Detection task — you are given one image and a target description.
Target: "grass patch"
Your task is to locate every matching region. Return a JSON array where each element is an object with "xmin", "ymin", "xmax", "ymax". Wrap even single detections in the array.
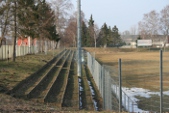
[
  {"xmin": 136, "ymin": 94, "xmax": 169, "ymax": 112},
  {"xmin": 81, "ymin": 65, "xmax": 95, "ymax": 111},
  {"xmin": 0, "ymin": 50, "xmax": 61, "ymax": 92},
  {"xmin": 0, "ymin": 93, "xmax": 59, "ymax": 112}
]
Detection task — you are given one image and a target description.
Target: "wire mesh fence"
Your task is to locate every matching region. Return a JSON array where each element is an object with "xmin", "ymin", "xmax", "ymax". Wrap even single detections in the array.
[
  {"xmin": 87, "ymin": 52, "xmax": 136, "ymax": 112},
  {"xmin": 86, "ymin": 50, "xmax": 169, "ymax": 112}
]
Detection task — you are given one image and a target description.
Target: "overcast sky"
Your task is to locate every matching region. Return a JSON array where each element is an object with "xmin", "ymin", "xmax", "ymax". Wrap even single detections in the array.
[{"xmin": 71, "ymin": 0, "xmax": 169, "ymax": 33}]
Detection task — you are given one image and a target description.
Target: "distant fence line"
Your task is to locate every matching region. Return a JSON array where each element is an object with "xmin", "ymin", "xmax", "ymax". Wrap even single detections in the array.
[
  {"xmin": 0, "ymin": 39, "xmax": 58, "ymax": 60},
  {"xmin": 0, "ymin": 45, "xmax": 38, "ymax": 60},
  {"xmin": 87, "ymin": 52, "xmax": 136, "ymax": 112}
]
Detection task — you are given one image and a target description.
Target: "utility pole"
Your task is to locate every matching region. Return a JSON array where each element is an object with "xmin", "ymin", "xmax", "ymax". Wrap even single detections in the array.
[{"xmin": 77, "ymin": 0, "xmax": 82, "ymax": 76}]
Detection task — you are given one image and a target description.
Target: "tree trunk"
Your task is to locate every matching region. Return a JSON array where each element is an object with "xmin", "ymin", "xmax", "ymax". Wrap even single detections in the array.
[
  {"xmin": 163, "ymin": 34, "xmax": 168, "ymax": 51},
  {"xmin": 56, "ymin": 40, "xmax": 60, "ymax": 49},
  {"xmin": 103, "ymin": 43, "xmax": 107, "ymax": 48},
  {"xmin": 12, "ymin": 1, "xmax": 17, "ymax": 62},
  {"xmin": 94, "ymin": 33, "xmax": 96, "ymax": 48},
  {"xmin": 0, "ymin": 1, "xmax": 10, "ymax": 48}
]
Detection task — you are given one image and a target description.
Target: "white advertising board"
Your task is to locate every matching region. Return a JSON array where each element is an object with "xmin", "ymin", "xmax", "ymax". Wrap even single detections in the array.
[{"xmin": 137, "ymin": 40, "xmax": 152, "ymax": 46}]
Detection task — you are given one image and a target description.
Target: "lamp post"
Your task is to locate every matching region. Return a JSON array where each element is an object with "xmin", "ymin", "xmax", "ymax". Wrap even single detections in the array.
[{"xmin": 77, "ymin": 0, "xmax": 82, "ymax": 76}]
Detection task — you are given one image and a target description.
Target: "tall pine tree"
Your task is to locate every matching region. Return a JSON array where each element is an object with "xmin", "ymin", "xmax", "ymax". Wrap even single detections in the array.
[
  {"xmin": 111, "ymin": 25, "xmax": 122, "ymax": 47},
  {"xmin": 17, "ymin": 0, "xmax": 38, "ymax": 38},
  {"xmin": 81, "ymin": 21, "xmax": 88, "ymax": 47},
  {"xmin": 97, "ymin": 23, "xmax": 110, "ymax": 48},
  {"xmin": 86, "ymin": 15, "xmax": 94, "ymax": 47}
]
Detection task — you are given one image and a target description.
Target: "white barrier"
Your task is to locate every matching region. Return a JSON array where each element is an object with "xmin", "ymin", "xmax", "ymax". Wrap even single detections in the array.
[{"xmin": 0, "ymin": 45, "xmax": 38, "ymax": 60}]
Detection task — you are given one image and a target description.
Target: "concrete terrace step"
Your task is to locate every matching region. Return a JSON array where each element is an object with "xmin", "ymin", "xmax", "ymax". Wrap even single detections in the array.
[
  {"xmin": 35, "ymin": 50, "xmax": 72, "ymax": 103},
  {"xmin": 24, "ymin": 53, "xmax": 66, "ymax": 97}
]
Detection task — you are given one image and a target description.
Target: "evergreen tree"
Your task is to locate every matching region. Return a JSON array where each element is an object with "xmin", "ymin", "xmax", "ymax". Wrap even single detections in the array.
[
  {"xmin": 97, "ymin": 23, "xmax": 110, "ymax": 48},
  {"xmin": 81, "ymin": 21, "xmax": 88, "ymax": 47},
  {"xmin": 111, "ymin": 25, "xmax": 121, "ymax": 46},
  {"xmin": 0, "ymin": 0, "xmax": 59, "ymax": 59},
  {"xmin": 107, "ymin": 26, "xmax": 112, "ymax": 46},
  {"xmin": 17, "ymin": 0, "xmax": 59, "ymax": 52},
  {"xmin": 46, "ymin": 25, "xmax": 59, "ymax": 42},
  {"xmin": 17, "ymin": 0, "xmax": 38, "ymax": 38},
  {"xmin": 86, "ymin": 15, "xmax": 94, "ymax": 47}
]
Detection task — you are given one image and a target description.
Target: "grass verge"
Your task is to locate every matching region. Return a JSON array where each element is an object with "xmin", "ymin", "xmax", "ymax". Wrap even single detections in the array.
[
  {"xmin": 84, "ymin": 65, "xmax": 103, "ymax": 111},
  {"xmin": 0, "ymin": 50, "xmax": 61, "ymax": 92}
]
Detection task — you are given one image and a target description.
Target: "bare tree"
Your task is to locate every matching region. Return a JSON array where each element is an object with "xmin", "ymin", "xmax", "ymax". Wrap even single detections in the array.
[
  {"xmin": 160, "ymin": 5, "xmax": 169, "ymax": 37},
  {"xmin": 94, "ymin": 23, "xmax": 99, "ymax": 48},
  {"xmin": 63, "ymin": 17, "xmax": 77, "ymax": 47},
  {"xmin": 130, "ymin": 25, "xmax": 137, "ymax": 35},
  {"xmin": 122, "ymin": 30, "xmax": 130, "ymax": 36},
  {"xmin": 48, "ymin": 0, "xmax": 73, "ymax": 48},
  {"xmin": 0, "ymin": 0, "xmax": 18, "ymax": 61},
  {"xmin": 138, "ymin": 21, "xmax": 148, "ymax": 39},
  {"xmin": 61, "ymin": 10, "xmax": 87, "ymax": 47},
  {"xmin": 142, "ymin": 10, "xmax": 160, "ymax": 40},
  {"xmin": 0, "ymin": 0, "xmax": 11, "ymax": 47},
  {"xmin": 159, "ymin": 5, "xmax": 169, "ymax": 49}
]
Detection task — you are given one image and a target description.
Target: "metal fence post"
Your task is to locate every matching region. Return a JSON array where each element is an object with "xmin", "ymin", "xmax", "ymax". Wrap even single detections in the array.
[
  {"xmin": 119, "ymin": 58, "xmax": 122, "ymax": 112},
  {"xmin": 132, "ymin": 101, "xmax": 134, "ymax": 112},
  {"xmin": 124, "ymin": 93, "xmax": 126, "ymax": 110},
  {"xmin": 160, "ymin": 49, "xmax": 163, "ymax": 113},
  {"xmin": 128, "ymin": 96, "xmax": 130, "ymax": 111}
]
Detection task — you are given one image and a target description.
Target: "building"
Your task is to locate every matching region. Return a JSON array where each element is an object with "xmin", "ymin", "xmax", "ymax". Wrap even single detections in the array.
[{"xmin": 121, "ymin": 35, "xmax": 169, "ymax": 48}]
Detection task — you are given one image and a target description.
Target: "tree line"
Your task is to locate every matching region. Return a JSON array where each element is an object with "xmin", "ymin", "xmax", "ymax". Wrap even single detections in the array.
[
  {"xmin": 138, "ymin": 5, "xmax": 169, "ymax": 40},
  {"xmin": 1, "ymin": 1, "xmax": 168, "ymax": 56},
  {"xmin": 122, "ymin": 4, "xmax": 169, "ymax": 41},
  {"xmin": 0, "ymin": 0, "xmax": 124, "ymax": 62},
  {"xmin": 0, "ymin": 0, "xmax": 73, "ymax": 61},
  {"xmin": 63, "ymin": 14, "xmax": 123, "ymax": 48}
]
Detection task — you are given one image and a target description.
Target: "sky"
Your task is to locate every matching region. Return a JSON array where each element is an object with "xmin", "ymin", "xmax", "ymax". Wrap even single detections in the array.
[{"xmin": 71, "ymin": 0, "xmax": 169, "ymax": 33}]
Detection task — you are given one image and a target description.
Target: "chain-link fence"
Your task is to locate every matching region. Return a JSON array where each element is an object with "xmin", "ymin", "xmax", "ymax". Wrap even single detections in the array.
[
  {"xmin": 87, "ymin": 52, "xmax": 136, "ymax": 112},
  {"xmin": 87, "ymin": 50, "xmax": 169, "ymax": 112}
]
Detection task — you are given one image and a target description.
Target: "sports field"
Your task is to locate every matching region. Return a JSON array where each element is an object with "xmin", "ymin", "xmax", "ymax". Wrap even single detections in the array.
[
  {"xmin": 84, "ymin": 47, "xmax": 169, "ymax": 91},
  {"xmin": 85, "ymin": 47, "xmax": 169, "ymax": 112}
]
